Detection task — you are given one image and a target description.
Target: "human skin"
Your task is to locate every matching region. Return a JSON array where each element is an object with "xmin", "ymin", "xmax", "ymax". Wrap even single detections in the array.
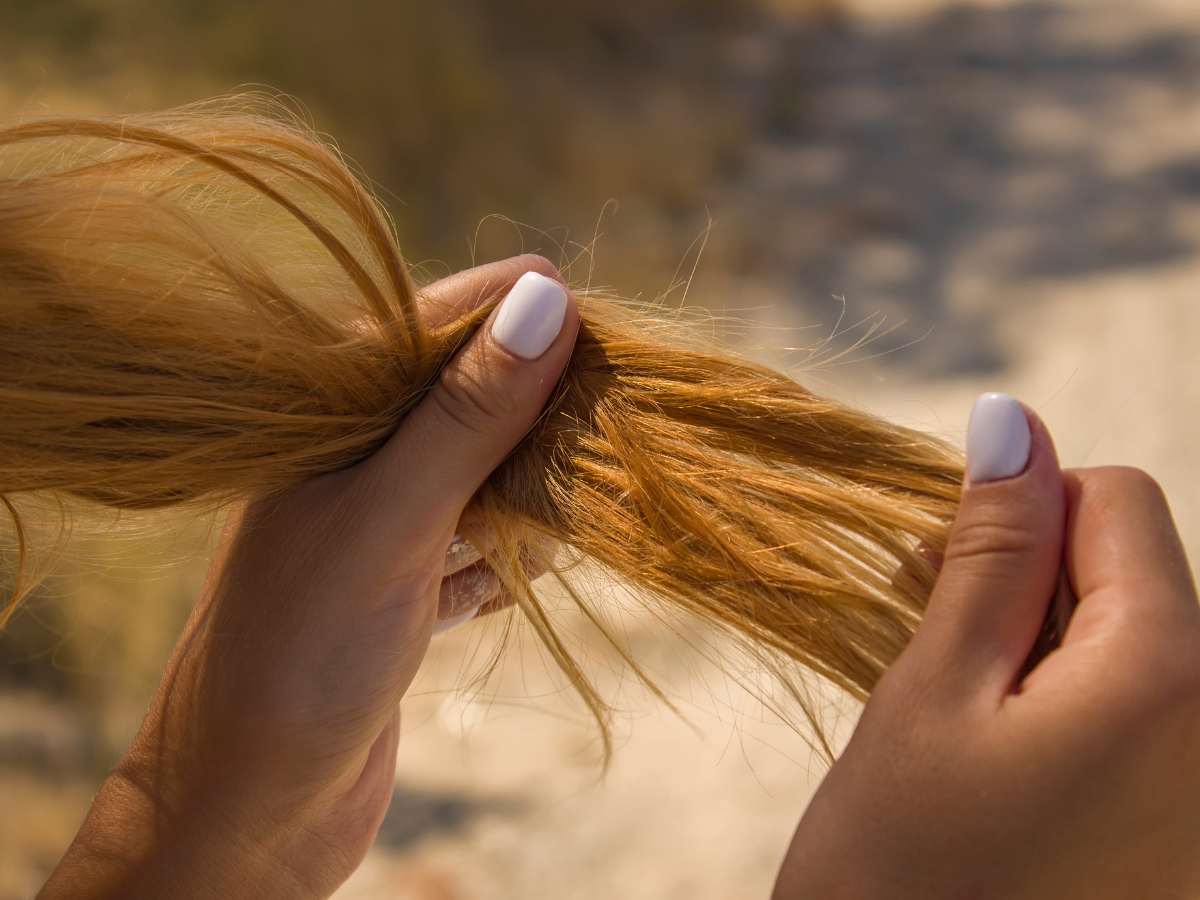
[
  {"xmin": 37, "ymin": 253, "xmax": 579, "ymax": 900},
  {"xmin": 774, "ymin": 410, "xmax": 1200, "ymax": 898},
  {"xmin": 37, "ymin": 255, "xmax": 1200, "ymax": 896}
]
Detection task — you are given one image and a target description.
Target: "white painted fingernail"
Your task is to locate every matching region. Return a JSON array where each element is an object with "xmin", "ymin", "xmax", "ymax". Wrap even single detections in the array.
[
  {"xmin": 491, "ymin": 272, "xmax": 568, "ymax": 360},
  {"xmin": 432, "ymin": 604, "xmax": 480, "ymax": 636},
  {"xmin": 967, "ymin": 392, "xmax": 1032, "ymax": 483}
]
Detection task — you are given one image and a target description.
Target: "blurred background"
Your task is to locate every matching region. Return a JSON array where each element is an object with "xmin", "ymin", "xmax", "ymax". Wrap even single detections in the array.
[{"xmin": 3, "ymin": 0, "xmax": 1200, "ymax": 896}]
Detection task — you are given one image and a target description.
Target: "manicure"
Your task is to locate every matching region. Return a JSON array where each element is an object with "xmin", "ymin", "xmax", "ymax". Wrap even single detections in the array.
[
  {"xmin": 966, "ymin": 392, "xmax": 1032, "ymax": 483},
  {"xmin": 491, "ymin": 272, "xmax": 568, "ymax": 360},
  {"xmin": 443, "ymin": 532, "xmax": 483, "ymax": 576},
  {"xmin": 432, "ymin": 604, "xmax": 480, "ymax": 636}
]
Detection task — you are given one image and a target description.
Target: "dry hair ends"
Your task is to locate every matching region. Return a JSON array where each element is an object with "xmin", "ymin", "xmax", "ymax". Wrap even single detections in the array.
[{"xmin": 0, "ymin": 99, "xmax": 963, "ymax": 758}]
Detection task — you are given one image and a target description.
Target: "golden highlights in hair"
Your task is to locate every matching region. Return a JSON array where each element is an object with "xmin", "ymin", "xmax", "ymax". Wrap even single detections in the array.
[{"xmin": 0, "ymin": 98, "xmax": 963, "ymax": 758}]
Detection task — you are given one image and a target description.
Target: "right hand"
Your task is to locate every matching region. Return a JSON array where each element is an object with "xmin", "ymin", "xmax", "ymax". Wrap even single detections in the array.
[{"xmin": 774, "ymin": 398, "xmax": 1200, "ymax": 899}]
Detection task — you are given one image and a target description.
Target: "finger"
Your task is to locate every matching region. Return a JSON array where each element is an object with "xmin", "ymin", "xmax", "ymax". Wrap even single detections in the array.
[
  {"xmin": 476, "ymin": 590, "xmax": 515, "ymax": 619},
  {"xmin": 416, "ymin": 254, "xmax": 562, "ymax": 331},
  {"xmin": 357, "ymin": 267, "xmax": 579, "ymax": 555},
  {"xmin": 1015, "ymin": 467, "xmax": 1200, "ymax": 698},
  {"xmin": 439, "ymin": 561, "xmax": 502, "ymax": 619},
  {"xmin": 444, "ymin": 531, "xmax": 484, "ymax": 576},
  {"xmin": 431, "ymin": 605, "xmax": 482, "ymax": 635},
  {"xmin": 441, "ymin": 513, "xmax": 499, "ymax": 576},
  {"xmin": 437, "ymin": 535, "xmax": 560, "ymax": 622},
  {"xmin": 1063, "ymin": 466, "xmax": 1197, "ymax": 624},
  {"xmin": 915, "ymin": 393, "xmax": 1067, "ymax": 694},
  {"xmin": 891, "ymin": 542, "xmax": 943, "ymax": 596}
]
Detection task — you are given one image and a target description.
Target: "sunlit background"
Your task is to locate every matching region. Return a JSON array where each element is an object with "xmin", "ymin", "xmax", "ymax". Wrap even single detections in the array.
[{"xmin": 3, "ymin": 0, "xmax": 1200, "ymax": 896}]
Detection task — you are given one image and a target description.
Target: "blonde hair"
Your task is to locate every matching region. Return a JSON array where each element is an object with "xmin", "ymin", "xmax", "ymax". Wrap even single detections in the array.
[{"xmin": 0, "ymin": 99, "xmax": 963, "ymax": 757}]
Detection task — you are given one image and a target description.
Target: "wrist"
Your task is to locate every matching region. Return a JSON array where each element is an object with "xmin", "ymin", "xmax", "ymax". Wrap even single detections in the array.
[{"xmin": 38, "ymin": 757, "xmax": 316, "ymax": 900}]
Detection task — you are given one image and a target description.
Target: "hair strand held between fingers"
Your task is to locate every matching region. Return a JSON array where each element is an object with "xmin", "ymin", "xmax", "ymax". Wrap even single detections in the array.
[{"xmin": 0, "ymin": 96, "xmax": 965, "ymax": 759}]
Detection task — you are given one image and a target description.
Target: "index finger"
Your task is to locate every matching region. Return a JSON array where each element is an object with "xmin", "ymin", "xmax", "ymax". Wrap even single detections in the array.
[
  {"xmin": 416, "ymin": 254, "xmax": 563, "ymax": 330},
  {"xmin": 1013, "ymin": 471, "xmax": 1200, "ymax": 724},
  {"xmin": 1063, "ymin": 466, "xmax": 1196, "ymax": 615}
]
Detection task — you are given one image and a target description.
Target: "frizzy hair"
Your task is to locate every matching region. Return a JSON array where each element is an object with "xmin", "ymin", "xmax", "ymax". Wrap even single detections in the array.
[{"xmin": 0, "ymin": 99, "xmax": 963, "ymax": 758}]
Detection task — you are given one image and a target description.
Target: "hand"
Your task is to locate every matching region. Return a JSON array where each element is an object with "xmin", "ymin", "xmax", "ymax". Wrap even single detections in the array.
[
  {"xmin": 439, "ymin": 522, "xmax": 560, "ymax": 629},
  {"xmin": 774, "ymin": 395, "xmax": 1200, "ymax": 898},
  {"xmin": 39, "ymin": 255, "xmax": 579, "ymax": 900}
]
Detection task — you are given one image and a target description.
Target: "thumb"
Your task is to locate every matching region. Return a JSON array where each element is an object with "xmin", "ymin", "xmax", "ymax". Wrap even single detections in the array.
[
  {"xmin": 917, "ymin": 393, "xmax": 1067, "ymax": 695},
  {"xmin": 360, "ymin": 269, "xmax": 579, "ymax": 541}
]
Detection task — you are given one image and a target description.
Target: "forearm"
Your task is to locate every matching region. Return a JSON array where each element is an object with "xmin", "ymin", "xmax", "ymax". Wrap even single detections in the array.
[{"xmin": 38, "ymin": 764, "xmax": 310, "ymax": 900}]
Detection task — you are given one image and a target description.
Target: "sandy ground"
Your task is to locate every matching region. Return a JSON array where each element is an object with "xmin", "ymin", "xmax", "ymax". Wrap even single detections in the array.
[{"xmin": 5, "ymin": 0, "xmax": 1200, "ymax": 897}]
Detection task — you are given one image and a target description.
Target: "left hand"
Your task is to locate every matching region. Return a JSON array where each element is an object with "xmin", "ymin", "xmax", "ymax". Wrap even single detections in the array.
[{"xmin": 39, "ymin": 254, "xmax": 579, "ymax": 900}]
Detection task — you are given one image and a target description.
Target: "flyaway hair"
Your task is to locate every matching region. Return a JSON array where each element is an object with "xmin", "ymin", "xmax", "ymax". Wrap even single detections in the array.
[{"xmin": 0, "ymin": 99, "xmax": 963, "ymax": 758}]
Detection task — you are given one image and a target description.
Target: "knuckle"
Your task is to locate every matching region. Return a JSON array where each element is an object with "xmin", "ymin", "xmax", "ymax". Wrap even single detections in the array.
[
  {"xmin": 1097, "ymin": 465, "xmax": 1166, "ymax": 505},
  {"xmin": 945, "ymin": 516, "xmax": 1041, "ymax": 565},
  {"xmin": 431, "ymin": 367, "xmax": 497, "ymax": 435},
  {"xmin": 429, "ymin": 353, "xmax": 516, "ymax": 435}
]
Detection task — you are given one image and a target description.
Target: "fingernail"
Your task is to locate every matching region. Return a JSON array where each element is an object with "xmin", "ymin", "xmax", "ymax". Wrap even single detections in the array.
[
  {"xmin": 491, "ymin": 272, "xmax": 568, "ymax": 360},
  {"xmin": 443, "ymin": 533, "xmax": 483, "ymax": 576},
  {"xmin": 432, "ymin": 604, "xmax": 480, "ymax": 636},
  {"xmin": 442, "ymin": 564, "xmax": 499, "ymax": 619},
  {"xmin": 967, "ymin": 392, "xmax": 1032, "ymax": 483}
]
